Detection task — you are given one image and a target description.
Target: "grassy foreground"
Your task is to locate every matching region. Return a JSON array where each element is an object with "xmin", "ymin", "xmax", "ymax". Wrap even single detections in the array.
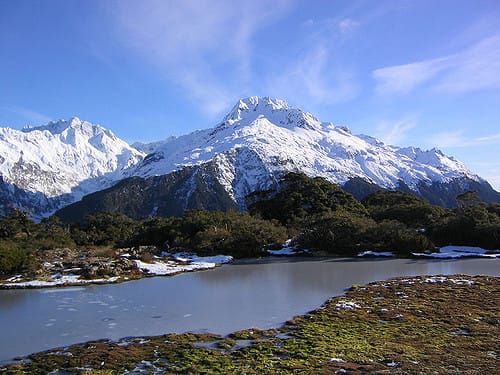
[{"xmin": 2, "ymin": 275, "xmax": 498, "ymax": 374}]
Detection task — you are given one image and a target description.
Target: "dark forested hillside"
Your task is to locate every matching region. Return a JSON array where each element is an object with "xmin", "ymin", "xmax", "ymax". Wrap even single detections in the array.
[
  {"xmin": 56, "ymin": 165, "xmax": 238, "ymax": 222},
  {"xmin": 1, "ymin": 173, "xmax": 499, "ymax": 277}
]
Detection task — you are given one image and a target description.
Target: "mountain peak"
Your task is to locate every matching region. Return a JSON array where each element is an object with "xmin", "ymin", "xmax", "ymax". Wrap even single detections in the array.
[
  {"xmin": 222, "ymin": 96, "xmax": 290, "ymax": 124},
  {"xmin": 219, "ymin": 96, "xmax": 322, "ymax": 131},
  {"xmin": 21, "ymin": 117, "xmax": 116, "ymax": 141}
]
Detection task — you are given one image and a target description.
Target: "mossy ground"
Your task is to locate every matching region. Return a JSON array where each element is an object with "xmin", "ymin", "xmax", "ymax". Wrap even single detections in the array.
[{"xmin": 2, "ymin": 275, "xmax": 498, "ymax": 374}]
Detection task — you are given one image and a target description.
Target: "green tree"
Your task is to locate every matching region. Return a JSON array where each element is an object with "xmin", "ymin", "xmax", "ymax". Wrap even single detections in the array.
[
  {"xmin": 0, "ymin": 208, "xmax": 36, "ymax": 239},
  {"xmin": 248, "ymin": 172, "xmax": 368, "ymax": 227},
  {"xmin": 362, "ymin": 190, "xmax": 449, "ymax": 227},
  {"xmin": 72, "ymin": 212, "xmax": 138, "ymax": 247},
  {"xmin": 0, "ymin": 240, "xmax": 29, "ymax": 276},
  {"xmin": 33, "ymin": 216, "xmax": 75, "ymax": 249}
]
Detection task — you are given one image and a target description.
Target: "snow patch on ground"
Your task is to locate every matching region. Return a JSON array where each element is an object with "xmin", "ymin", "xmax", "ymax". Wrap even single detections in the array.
[
  {"xmin": 134, "ymin": 260, "xmax": 216, "ymax": 275},
  {"xmin": 267, "ymin": 239, "xmax": 305, "ymax": 255},
  {"xmin": 329, "ymin": 358, "xmax": 346, "ymax": 363},
  {"xmin": 2, "ymin": 274, "xmax": 119, "ymax": 288},
  {"xmin": 335, "ymin": 301, "xmax": 361, "ymax": 310},
  {"xmin": 424, "ymin": 277, "xmax": 475, "ymax": 286},
  {"xmin": 413, "ymin": 245, "xmax": 500, "ymax": 259},
  {"xmin": 167, "ymin": 252, "xmax": 233, "ymax": 264},
  {"xmin": 136, "ymin": 252, "xmax": 233, "ymax": 276},
  {"xmin": 268, "ymin": 247, "xmax": 297, "ymax": 256},
  {"xmin": 358, "ymin": 251, "xmax": 394, "ymax": 257},
  {"xmin": 2, "ymin": 252, "xmax": 233, "ymax": 288}
]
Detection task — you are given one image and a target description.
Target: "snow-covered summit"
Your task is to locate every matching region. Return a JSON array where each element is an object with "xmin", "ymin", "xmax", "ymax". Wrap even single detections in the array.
[
  {"xmin": 0, "ymin": 118, "xmax": 145, "ymax": 217},
  {"xmin": 219, "ymin": 96, "xmax": 322, "ymax": 131},
  {"xmin": 21, "ymin": 117, "xmax": 124, "ymax": 145},
  {"xmin": 222, "ymin": 97, "xmax": 290, "ymax": 124},
  {"xmin": 1, "ymin": 97, "xmax": 494, "ymax": 219},
  {"xmin": 133, "ymin": 96, "xmax": 480, "ymax": 208}
]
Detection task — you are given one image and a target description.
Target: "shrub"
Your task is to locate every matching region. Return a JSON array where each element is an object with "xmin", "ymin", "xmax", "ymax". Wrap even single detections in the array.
[
  {"xmin": 73, "ymin": 213, "xmax": 138, "ymax": 247},
  {"xmin": 248, "ymin": 172, "xmax": 369, "ymax": 227},
  {"xmin": 297, "ymin": 212, "xmax": 375, "ymax": 256},
  {"xmin": 429, "ymin": 203, "xmax": 500, "ymax": 249},
  {"xmin": 362, "ymin": 190, "xmax": 449, "ymax": 227},
  {"xmin": 0, "ymin": 240, "xmax": 29, "ymax": 276},
  {"xmin": 364, "ymin": 220, "xmax": 434, "ymax": 255}
]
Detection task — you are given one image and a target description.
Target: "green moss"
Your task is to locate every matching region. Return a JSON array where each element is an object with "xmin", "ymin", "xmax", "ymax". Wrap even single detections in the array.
[{"xmin": 4, "ymin": 276, "xmax": 498, "ymax": 374}]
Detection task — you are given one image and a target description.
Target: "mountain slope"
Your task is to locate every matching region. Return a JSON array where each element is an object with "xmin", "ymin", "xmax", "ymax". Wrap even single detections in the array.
[
  {"xmin": 3, "ymin": 97, "xmax": 499, "ymax": 221},
  {"xmin": 131, "ymin": 96, "xmax": 494, "ymax": 209},
  {"xmin": 56, "ymin": 164, "xmax": 238, "ymax": 222},
  {"xmin": 0, "ymin": 118, "xmax": 145, "ymax": 218}
]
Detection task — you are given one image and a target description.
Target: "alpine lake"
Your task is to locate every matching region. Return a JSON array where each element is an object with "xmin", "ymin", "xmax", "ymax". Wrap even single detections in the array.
[{"xmin": 0, "ymin": 256, "xmax": 498, "ymax": 364}]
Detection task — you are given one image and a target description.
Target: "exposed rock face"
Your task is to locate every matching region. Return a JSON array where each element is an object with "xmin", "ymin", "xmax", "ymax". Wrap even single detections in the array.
[
  {"xmin": 1, "ymin": 97, "xmax": 499, "ymax": 220},
  {"xmin": 127, "ymin": 96, "xmax": 499, "ymax": 211},
  {"xmin": 56, "ymin": 165, "xmax": 238, "ymax": 222}
]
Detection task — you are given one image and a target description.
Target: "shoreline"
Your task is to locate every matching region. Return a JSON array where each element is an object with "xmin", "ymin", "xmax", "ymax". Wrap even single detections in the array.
[
  {"xmin": 1, "ymin": 244, "xmax": 498, "ymax": 290},
  {"xmin": 0, "ymin": 251, "xmax": 233, "ymax": 290},
  {"xmin": 2, "ymin": 274, "xmax": 498, "ymax": 374}
]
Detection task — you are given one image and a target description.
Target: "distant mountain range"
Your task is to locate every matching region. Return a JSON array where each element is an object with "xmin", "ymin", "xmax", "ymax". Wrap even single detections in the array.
[{"xmin": 1, "ymin": 97, "xmax": 498, "ymax": 221}]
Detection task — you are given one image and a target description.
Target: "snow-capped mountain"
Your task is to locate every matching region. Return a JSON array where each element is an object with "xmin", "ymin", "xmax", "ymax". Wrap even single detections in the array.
[
  {"xmin": 2, "ymin": 96, "xmax": 499, "ymax": 221},
  {"xmin": 0, "ymin": 117, "xmax": 145, "ymax": 218},
  {"xmin": 131, "ymin": 96, "xmax": 483, "ymax": 209}
]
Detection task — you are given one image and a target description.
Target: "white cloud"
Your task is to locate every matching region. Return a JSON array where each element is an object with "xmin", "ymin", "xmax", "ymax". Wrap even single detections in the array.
[
  {"xmin": 107, "ymin": 1, "xmax": 366, "ymax": 116},
  {"xmin": 108, "ymin": 0, "xmax": 291, "ymax": 117},
  {"xmin": 429, "ymin": 130, "xmax": 500, "ymax": 148},
  {"xmin": 266, "ymin": 44, "xmax": 359, "ymax": 106},
  {"xmin": 373, "ymin": 57, "xmax": 450, "ymax": 95},
  {"xmin": 338, "ymin": 18, "xmax": 359, "ymax": 34},
  {"xmin": 374, "ymin": 117, "xmax": 416, "ymax": 145},
  {"xmin": 373, "ymin": 34, "xmax": 500, "ymax": 96},
  {"xmin": 435, "ymin": 35, "xmax": 500, "ymax": 93},
  {"xmin": 301, "ymin": 16, "xmax": 360, "ymax": 38},
  {"xmin": 1, "ymin": 106, "xmax": 52, "ymax": 125}
]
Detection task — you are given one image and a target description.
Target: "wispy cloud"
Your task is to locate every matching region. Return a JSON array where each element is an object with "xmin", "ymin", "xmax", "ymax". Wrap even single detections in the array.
[
  {"xmin": 1, "ymin": 106, "xmax": 52, "ymax": 125},
  {"xmin": 338, "ymin": 18, "xmax": 360, "ymax": 34},
  {"xmin": 266, "ymin": 44, "xmax": 359, "ymax": 106},
  {"xmin": 429, "ymin": 130, "xmax": 500, "ymax": 148},
  {"xmin": 374, "ymin": 116, "xmax": 417, "ymax": 145},
  {"xmin": 373, "ymin": 57, "xmax": 450, "ymax": 95},
  {"xmin": 435, "ymin": 35, "xmax": 500, "ymax": 93},
  {"xmin": 108, "ymin": 0, "xmax": 292, "ymax": 117},
  {"xmin": 373, "ymin": 34, "xmax": 500, "ymax": 95},
  {"xmin": 302, "ymin": 17, "xmax": 360, "ymax": 36},
  {"xmin": 266, "ymin": 13, "xmax": 363, "ymax": 106}
]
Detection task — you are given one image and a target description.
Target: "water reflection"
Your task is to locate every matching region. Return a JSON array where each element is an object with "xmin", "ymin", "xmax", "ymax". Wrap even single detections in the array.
[
  {"xmin": 0, "ymin": 257, "xmax": 498, "ymax": 362},
  {"xmin": 0, "ymin": 290, "xmax": 29, "ymax": 308}
]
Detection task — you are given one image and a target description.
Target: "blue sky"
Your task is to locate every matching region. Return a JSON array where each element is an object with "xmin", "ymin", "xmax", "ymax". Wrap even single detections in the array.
[{"xmin": 1, "ymin": 0, "xmax": 499, "ymax": 189}]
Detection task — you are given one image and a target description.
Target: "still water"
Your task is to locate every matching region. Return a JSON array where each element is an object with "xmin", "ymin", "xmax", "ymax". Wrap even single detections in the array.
[{"xmin": 1, "ymin": 257, "xmax": 499, "ymax": 361}]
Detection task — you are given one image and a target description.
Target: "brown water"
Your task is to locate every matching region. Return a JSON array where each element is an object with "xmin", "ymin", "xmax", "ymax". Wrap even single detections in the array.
[{"xmin": 0, "ymin": 256, "xmax": 498, "ymax": 362}]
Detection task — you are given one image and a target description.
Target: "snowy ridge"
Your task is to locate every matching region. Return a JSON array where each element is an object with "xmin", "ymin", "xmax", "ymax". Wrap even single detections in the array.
[
  {"xmin": 133, "ymin": 96, "xmax": 480, "ymax": 207},
  {"xmin": 0, "ymin": 96, "xmax": 492, "ymax": 218},
  {"xmin": 0, "ymin": 117, "xmax": 145, "ymax": 216}
]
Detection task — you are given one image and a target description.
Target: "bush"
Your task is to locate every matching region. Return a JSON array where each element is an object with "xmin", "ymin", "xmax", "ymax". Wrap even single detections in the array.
[
  {"xmin": 297, "ymin": 212, "xmax": 375, "ymax": 256},
  {"xmin": 184, "ymin": 211, "xmax": 287, "ymax": 258},
  {"xmin": 362, "ymin": 190, "xmax": 449, "ymax": 227},
  {"xmin": 126, "ymin": 211, "xmax": 287, "ymax": 258},
  {"xmin": 248, "ymin": 172, "xmax": 369, "ymax": 227},
  {"xmin": 73, "ymin": 213, "xmax": 138, "ymax": 247},
  {"xmin": 32, "ymin": 216, "xmax": 76, "ymax": 250},
  {"xmin": 364, "ymin": 220, "xmax": 434, "ymax": 255},
  {"xmin": 0, "ymin": 240, "xmax": 29, "ymax": 276},
  {"xmin": 429, "ymin": 203, "xmax": 500, "ymax": 249}
]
